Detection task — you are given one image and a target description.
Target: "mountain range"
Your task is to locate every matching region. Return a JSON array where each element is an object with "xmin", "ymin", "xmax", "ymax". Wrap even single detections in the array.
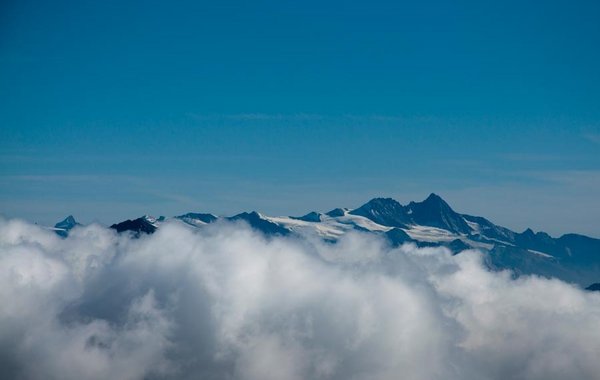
[{"xmin": 51, "ymin": 193, "xmax": 600, "ymax": 288}]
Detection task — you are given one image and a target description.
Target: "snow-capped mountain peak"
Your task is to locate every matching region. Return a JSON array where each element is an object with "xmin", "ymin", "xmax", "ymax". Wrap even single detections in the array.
[{"xmin": 52, "ymin": 194, "xmax": 600, "ymax": 287}]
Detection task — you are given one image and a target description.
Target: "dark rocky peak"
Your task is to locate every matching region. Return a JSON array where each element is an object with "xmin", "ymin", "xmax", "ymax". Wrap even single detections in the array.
[
  {"xmin": 110, "ymin": 217, "xmax": 157, "ymax": 236},
  {"xmin": 534, "ymin": 231, "xmax": 554, "ymax": 244},
  {"xmin": 522, "ymin": 228, "xmax": 536, "ymax": 237},
  {"xmin": 291, "ymin": 211, "xmax": 322, "ymax": 223},
  {"xmin": 515, "ymin": 228, "xmax": 541, "ymax": 245},
  {"xmin": 422, "ymin": 192, "xmax": 445, "ymax": 205},
  {"xmin": 408, "ymin": 193, "xmax": 453, "ymax": 212},
  {"xmin": 406, "ymin": 193, "xmax": 471, "ymax": 234},
  {"xmin": 349, "ymin": 198, "xmax": 410, "ymax": 227},
  {"xmin": 518, "ymin": 228, "xmax": 554, "ymax": 241},
  {"xmin": 326, "ymin": 208, "xmax": 348, "ymax": 217}
]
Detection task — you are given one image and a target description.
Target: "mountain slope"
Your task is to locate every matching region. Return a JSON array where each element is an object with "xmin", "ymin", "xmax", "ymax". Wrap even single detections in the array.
[
  {"xmin": 74, "ymin": 193, "xmax": 599, "ymax": 286},
  {"xmin": 176, "ymin": 213, "xmax": 218, "ymax": 227},
  {"xmin": 229, "ymin": 212, "xmax": 291, "ymax": 236}
]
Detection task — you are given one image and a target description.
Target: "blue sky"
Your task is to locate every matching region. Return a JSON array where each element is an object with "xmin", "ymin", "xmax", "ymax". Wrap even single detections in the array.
[{"xmin": 1, "ymin": 0, "xmax": 599, "ymax": 236}]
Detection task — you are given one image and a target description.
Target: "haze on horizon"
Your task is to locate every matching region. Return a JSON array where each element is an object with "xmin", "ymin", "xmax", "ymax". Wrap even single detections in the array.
[{"xmin": 1, "ymin": 0, "xmax": 600, "ymax": 237}]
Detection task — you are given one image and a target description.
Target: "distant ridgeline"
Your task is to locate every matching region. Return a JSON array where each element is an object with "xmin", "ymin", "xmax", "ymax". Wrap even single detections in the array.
[{"xmin": 52, "ymin": 193, "xmax": 600, "ymax": 288}]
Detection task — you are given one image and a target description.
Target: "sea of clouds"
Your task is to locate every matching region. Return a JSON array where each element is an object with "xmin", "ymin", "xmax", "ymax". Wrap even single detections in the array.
[{"xmin": 1, "ymin": 217, "xmax": 599, "ymax": 380}]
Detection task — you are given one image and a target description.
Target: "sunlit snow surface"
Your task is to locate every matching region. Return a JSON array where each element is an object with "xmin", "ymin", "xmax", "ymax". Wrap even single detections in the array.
[{"xmin": 268, "ymin": 214, "xmax": 391, "ymax": 239}]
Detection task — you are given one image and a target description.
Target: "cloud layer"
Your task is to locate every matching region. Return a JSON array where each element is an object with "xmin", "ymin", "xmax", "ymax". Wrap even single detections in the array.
[{"xmin": 1, "ymin": 218, "xmax": 599, "ymax": 380}]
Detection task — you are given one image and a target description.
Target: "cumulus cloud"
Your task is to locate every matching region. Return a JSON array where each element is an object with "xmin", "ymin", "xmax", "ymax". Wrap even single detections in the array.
[{"xmin": 0, "ymin": 218, "xmax": 599, "ymax": 380}]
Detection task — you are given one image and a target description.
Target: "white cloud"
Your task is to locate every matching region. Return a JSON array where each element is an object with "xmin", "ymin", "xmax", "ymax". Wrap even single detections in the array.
[{"xmin": 0, "ymin": 218, "xmax": 599, "ymax": 380}]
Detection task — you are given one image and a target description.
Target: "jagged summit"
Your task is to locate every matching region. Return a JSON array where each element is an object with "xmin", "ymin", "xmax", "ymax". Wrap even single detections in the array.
[
  {"xmin": 349, "ymin": 194, "xmax": 471, "ymax": 234},
  {"xmin": 349, "ymin": 197, "xmax": 410, "ymax": 228},
  {"xmin": 406, "ymin": 193, "xmax": 471, "ymax": 234}
]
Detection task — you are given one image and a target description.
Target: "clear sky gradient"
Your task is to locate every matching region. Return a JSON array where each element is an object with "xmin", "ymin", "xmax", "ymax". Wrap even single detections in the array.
[{"xmin": 1, "ymin": 0, "xmax": 599, "ymax": 236}]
